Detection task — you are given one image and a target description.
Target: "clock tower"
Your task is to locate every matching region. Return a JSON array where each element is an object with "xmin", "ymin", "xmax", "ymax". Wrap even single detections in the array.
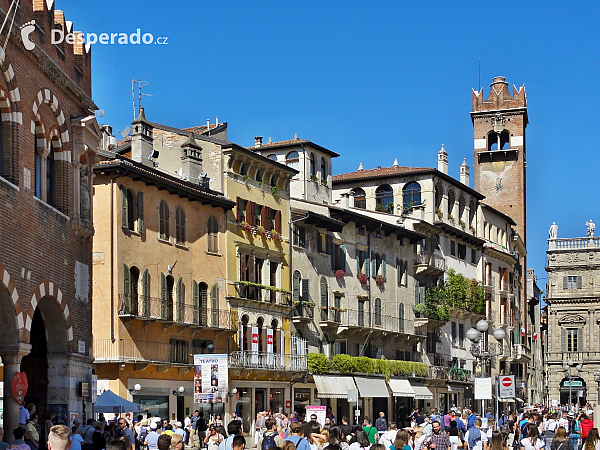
[{"xmin": 471, "ymin": 76, "xmax": 527, "ymax": 245}]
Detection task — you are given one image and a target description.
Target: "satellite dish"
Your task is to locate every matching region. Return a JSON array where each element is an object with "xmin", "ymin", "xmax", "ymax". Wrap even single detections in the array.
[
  {"xmin": 96, "ymin": 109, "xmax": 105, "ymax": 118},
  {"xmin": 117, "ymin": 126, "xmax": 131, "ymax": 139}
]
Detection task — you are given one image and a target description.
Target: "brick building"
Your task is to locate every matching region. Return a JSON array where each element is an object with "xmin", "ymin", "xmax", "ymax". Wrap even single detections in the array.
[{"xmin": 0, "ymin": 0, "xmax": 100, "ymax": 437}]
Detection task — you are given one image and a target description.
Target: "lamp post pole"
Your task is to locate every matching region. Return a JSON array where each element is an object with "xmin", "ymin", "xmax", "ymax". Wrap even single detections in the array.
[
  {"xmin": 563, "ymin": 361, "xmax": 582, "ymax": 411},
  {"xmin": 467, "ymin": 319, "xmax": 506, "ymax": 429},
  {"xmin": 593, "ymin": 370, "xmax": 600, "ymax": 405}
]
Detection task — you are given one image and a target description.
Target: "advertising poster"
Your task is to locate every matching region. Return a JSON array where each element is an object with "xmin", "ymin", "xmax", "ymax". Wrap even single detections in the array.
[
  {"xmin": 305, "ymin": 405, "xmax": 326, "ymax": 425},
  {"xmin": 193, "ymin": 354, "xmax": 228, "ymax": 403}
]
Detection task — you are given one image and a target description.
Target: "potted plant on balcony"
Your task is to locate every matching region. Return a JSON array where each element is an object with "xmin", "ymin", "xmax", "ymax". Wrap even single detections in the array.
[
  {"xmin": 375, "ymin": 274, "xmax": 386, "ymax": 286},
  {"xmin": 240, "ymin": 221, "xmax": 253, "ymax": 233},
  {"xmin": 334, "ymin": 269, "xmax": 345, "ymax": 280},
  {"xmin": 321, "ymin": 179, "xmax": 328, "ymax": 187},
  {"xmin": 469, "ymin": 224, "xmax": 476, "ymax": 234},
  {"xmin": 357, "ymin": 273, "xmax": 368, "ymax": 284},
  {"xmin": 311, "ymin": 174, "xmax": 318, "ymax": 182},
  {"xmin": 459, "ymin": 219, "xmax": 466, "ymax": 229},
  {"xmin": 271, "ymin": 185, "xmax": 280, "ymax": 196},
  {"xmin": 435, "ymin": 207, "xmax": 443, "ymax": 220},
  {"xmin": 242, "ymin": 174, "xmax": 250, "ymax": 184},
  {"xmin": 448, "ymin": 214, "xmax": 455, "ymax": 223},
  {"xmin": 271, "ymin": 231, "xmax": 283, "ymax": 242},
  {"xmin": 256, "ymin": 225, "xmax": 266, "ymax": 237}
]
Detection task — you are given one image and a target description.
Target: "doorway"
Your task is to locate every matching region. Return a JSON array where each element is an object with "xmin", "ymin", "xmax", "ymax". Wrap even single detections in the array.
[
  {"xmin": 255, "ymin": 388, "xmax": 266, "ymax": 414},
  {"xmin": 21, "ymin": 309, "xmax": 49, "ymax": 420}
]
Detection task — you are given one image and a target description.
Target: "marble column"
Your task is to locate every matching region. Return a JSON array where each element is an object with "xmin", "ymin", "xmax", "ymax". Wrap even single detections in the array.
[{"xmin": 2, "ymin": 343, "xmax": 32, "ymax": 443}]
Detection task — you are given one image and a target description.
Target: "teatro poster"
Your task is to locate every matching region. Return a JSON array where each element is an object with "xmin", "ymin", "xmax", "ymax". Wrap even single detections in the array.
[{"xmin": 194, "ymin": 354, "xmax": 228, "ymax": 403}]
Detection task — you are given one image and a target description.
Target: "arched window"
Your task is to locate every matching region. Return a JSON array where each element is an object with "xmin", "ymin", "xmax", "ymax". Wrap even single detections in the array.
[
  {"xmin": 403, "ymin": 182, "xmax": 421, "ymax": 208},
  {"xmin": 375, "ymin": 253, "xmax": 382, "ymax": 275},
  {"xmin": 34, "ymin": 133, "xmax": 42, "ymax": 199},
  {"xmin": 320, "ymin": 157, "xmax": 327, "ymax": 180},
  {"xmin": 255, "ymin": 169, "xmax": 265, "ymax": 183},
  {"xmin": 195, "ymin": 282, "xmax": 208, "ymax": 326},
  {"xmin": 447, "ymin": 190, "xmax": 455, "ymax": 218},
  {"xmin": 257, "ymin": 317, "xmax": 264, "ymax": 352},
  {"xmin": 351, "ymin": 188, "xmax": 366, "ymax": 209},
  {"xmin": 241, "ymin": 314, "xmax": 249, "ymax": 351},
  {"xmin": 46, "ymin": 143, "xmax": 56, "ymax": 206},
  {"xmin": 309, "ymin": 153, "xmax": 316, "ymax": 177},
  {"xmin": 320, "ymin": 276, "xmax": 328, "ymax": 321},
  {"xmin": 271, "ymin": 318, "xmax": 279, "ymax": 354},
  {"xmin": 207, "ymin": 216, "xmax": 219, "ymax": 253},
  {"xmin": 175, "ymin": 206, "xmax": 186, "ymax": 244},
  {"xmin": 122, "ymin": 264, "xmax": 139, "ymax": 315},
  {"xmin": 375, "ymin": 184, "xmax": 394, "ymax": 213},
  {"xmin": 240, "ymin": 163, "xmax": 249, "ymax": 176},
  {"xmin": 435, "ymin": 183, "xmax": 443, "ymax": 211},
  {"xmin": 159, "ymin": 200, "xmax": 170, "ymax": 240},
  {"xmin": 398, "ymin": 303, "xmax": 405, "ymax": 333},
  {"xmin": 270, "ymin": 174, "xmax": 279, "ymax": 188},
  {"xmin": 130, "ymin": 266, "xmax": 139, "ymax": 315},
  {"xmin": 286, "ymin": 151, "xmax": 299, "ymax": 170},
  {"xmin": 469, "ymin": 200, "xmax": 476, "ymax": 227},
  {"xmin": 458, "ymin": 196, "xmax": 466, "ymax": 224},
  {"xmin": 374, "ymin": 298, "xmax": 382, "ymax": 325},
  {"xmin": 267, "ymin": 154, "xmax": 277, "ymax": 161}
]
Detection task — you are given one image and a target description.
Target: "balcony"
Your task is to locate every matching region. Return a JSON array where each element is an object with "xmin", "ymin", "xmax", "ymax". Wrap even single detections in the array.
[
  {"xmin": 94, "ymin": 339, "xmax": 192, "ymax": 366},
  {"xmin": 336, "ymin": 309, "xmax": 425, "ymax": 339},
  {"xmin": 515, "ymin": 344, "xmax": 531, "ymax": 362},
  {"xmin": 486, "ymin": 309, "xmax": 497, "ymax": 324},
  {"xmin": 319, "ymin": 307, "xmax": 342, "ymax": 327},
  {"xmin": 118, "ymin": 295, "xmax": 232, "ymax": 329},
  {"xmin": 293, "ymin": 303, "xmax": 314, "ymax": 323},
  {"xmin": 484, "ymin": 275, "xmax": 493, "ymax": 291},
  {"xmin": 549, "ymin": 237, "xmax": 600, "ymax": 250},
  {"xmin": 499, "ymin": 311, "xmax": 514, "ymax": 329},
  {"xmin": 414, "ymin": 252, "xmax": 447, "ymax": 279},
  {"xmin": 228, "ymin": 351, "xmax": 307, "ymax": 371},
  {"xmin": 546, "ymin": 351, "xmax": 600, "ymax": 364},
  {"xmin": 232, "ymin": 283, "xmax": 292, "ymax": 307}
]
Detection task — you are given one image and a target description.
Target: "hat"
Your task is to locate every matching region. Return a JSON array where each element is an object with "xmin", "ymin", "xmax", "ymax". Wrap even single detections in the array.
[
  {"xmin": 587, "ymin": 410, "xmax": 594, "ymax": 415},
  {"xmin": 141, "ymin": 419, "xmax": 149, "ymax": 426},
  {"xmin": 150, "ymin": 422, "xmax": 158, "ymax": 430},
  {"xmin": 175, "ymin": 421, "xmax": 182, "ymax": 427}
]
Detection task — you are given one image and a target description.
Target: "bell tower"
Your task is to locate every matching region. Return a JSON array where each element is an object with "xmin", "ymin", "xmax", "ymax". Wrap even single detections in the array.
[{"xmin": 471, "ymin": 76, "xmax": 528, "ymax": 245}]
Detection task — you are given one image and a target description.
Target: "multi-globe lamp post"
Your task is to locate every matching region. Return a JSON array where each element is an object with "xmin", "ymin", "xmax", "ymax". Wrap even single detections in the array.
[
  {"xmin": 564, "ymin": 360, "xmax": 582, "ymax": 410},
  {"xmin": 467, "ymin": 319, "xmax": 506, "ymax": 423}
]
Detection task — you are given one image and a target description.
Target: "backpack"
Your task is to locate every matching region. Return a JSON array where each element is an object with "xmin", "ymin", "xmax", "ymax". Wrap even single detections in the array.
[
  {"xmin": 520, "ymin": 423, "xmax": 529, "ymax": 440},
  {"xmin": 501, "ymin": 421, "xmax": 511, "ymax": 436},
  {"xmin": 262, "ymin": 431, "xmax": 277, "ymax": 450}
]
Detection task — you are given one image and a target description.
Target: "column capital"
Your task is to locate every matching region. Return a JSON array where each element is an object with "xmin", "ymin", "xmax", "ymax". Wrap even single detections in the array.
[{"xmin": 0, "ymin": 343, "xmax": 32, "ymax": 364}]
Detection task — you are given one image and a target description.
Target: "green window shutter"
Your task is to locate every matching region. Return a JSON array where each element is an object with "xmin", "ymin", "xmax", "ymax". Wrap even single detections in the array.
[
  {"xmin": 357, "ymin": 250, "xmax": 361, "ymax": 274},
  {"xmin": 137, "ymin": 192, "xmax": 144, "ymax": 233},
  {"xmin": 365, "ymin": 252, "xmax": 370, "ymax": 277},
  {"xmin": 292, "ymin": 271, "xmax": 301, "ymax": 303},
  {"xmin": 301, "ymin": 279, "xmax": 309, "ymax": 303},
  {"xmin": 120, "ymin": 186, "xmax": 128, "ymax": 229},
  {"xmin": 578, "ymin": 328, "xmax": 584, "ymax": 351},
  {"xmin": 371, "ymin": 251, "xmax": 376, "ymax": 277},
  {"xmin": 161, "ymin": 273, "xmax": 167, "ymax": 319},
  {"xmin": 123, "ymin": 264, "xmax": 130, "ymax": 313},
  {"xmin": 331, "ymin": 244, "xmax": 336, "ymax": 270},
  {"xmin": 577, "ymin": 276, "xmax": 583, "ymax": 289},
  {"xmin": 563, "ymin": 277, "xmax": 568, "ymax": 289},
  {"xmin": 211, "ymin": 284, "xmax": 219, "ymax": 310},
  {"xmin": 177, "ymin": 278, "xmax": 184, "ymax": 322},
  {"xmin": 340, "ymin": 245, "xmax": 346, "ymax": 272},
  {"xmin": 141, "ymin": 269, "xmax": 149, "ymax": 316},
  {"xmin": 192, "ymin": 280, "xmax": 199, "ymax": 325},
  {"xmin": 317, "ymin": 234, "xmax": 323, "ymax": 253},
  {"xmin": 382, "ymin": 254, "xmax": 386, "ymax": 279},
  {"xmin": 561, "ymin": 328, "xmax": 567, "ymax": 351}
]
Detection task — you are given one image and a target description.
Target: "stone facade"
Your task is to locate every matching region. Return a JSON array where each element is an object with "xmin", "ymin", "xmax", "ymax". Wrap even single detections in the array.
[{"xmin": 545, "ymin": 235, "xmax": 600, "ymax": 405}]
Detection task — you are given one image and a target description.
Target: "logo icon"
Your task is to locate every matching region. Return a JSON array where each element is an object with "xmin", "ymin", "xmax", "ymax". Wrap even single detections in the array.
[{"xmin": 21, "ymin": 20, "xmax": 36, "ymax": 51}]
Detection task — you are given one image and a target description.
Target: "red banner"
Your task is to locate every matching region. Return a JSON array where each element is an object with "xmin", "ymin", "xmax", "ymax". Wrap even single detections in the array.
[{"xmin": 12, "ymin": 372, "xmax": 28, "ymax": 405}]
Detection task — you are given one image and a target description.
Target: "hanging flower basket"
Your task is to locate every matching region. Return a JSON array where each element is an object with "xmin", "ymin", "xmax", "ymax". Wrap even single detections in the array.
[
  {"xmin": 435, "ymin": 208, "xmax": 443, "ymax": 219},
  {"xmin": 357, "ymin": 273, "xmax": 368, "ymax": 284},
  {"xmin": 271, "ymin": 231, "xmax": 283, "ymax": 241},
  {"xmin": 375, "ymin": 275, "xmax": 386, "ymax": 286},
  {"xmin": 256, "ymin": 226, "xmax": 266, "ymax": 237},
  {"xmin": 240, "ymin": 221, "xmax": 252, "ymax": 233},
  {"xmin": 334, "ymin": 269, "xmax": 345, "ymax": 280}
]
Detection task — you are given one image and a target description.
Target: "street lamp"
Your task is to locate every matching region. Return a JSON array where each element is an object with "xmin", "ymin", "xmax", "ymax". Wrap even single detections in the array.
[
  {"xmin": 563, "ymin": 361, "xmax": 582, "ymax": 411},
  {"xmin": 467, "ymin": 320, "xmax": 506, "ymax": 426},
  {"xmin": 128, "ymin": 383, "xmax": 141, "ymax": 395},
  {"xmin": 172, "ymin": 386, "xmax": 185, "ymax": 396}
]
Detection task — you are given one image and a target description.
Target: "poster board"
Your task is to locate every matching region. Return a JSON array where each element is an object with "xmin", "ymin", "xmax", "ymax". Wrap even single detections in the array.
[
  {"xmin": 474, "ymin": 377, "xmax": 492, "ymax": 400},
  {"xmin": 193, "ymin": 354, "xmax": 228, "ymax": 403},
  {"xmin": 305, "ymin": 405, "xmax": 326, "ymax": 425}
]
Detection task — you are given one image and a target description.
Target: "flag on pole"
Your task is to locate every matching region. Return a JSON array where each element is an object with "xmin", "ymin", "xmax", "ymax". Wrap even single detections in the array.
[{"xmin": 521, "ymin": 327, "xmax": 526, "ymax": 337}]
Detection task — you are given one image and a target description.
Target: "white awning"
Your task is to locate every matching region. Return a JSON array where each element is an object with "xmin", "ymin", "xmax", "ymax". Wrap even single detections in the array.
[
  {"xmin": 388, "ymin": 379, "xmax": 416, "ymax": 397},
  {"xmin": 354, "ymin": 377, "xmax": 389, "ymax": 398},
  {"xmin": 411, "ymin": 383, "xmax": 434, "ymax": 400},
  {"xmin": 313, "ymin": 375, "xmax": 357, "ymax": 399},
  {"xmin": 501, "ymin": 398, "xmax": 515, "ymax": 403},
  {"xmin": 447, "ymin": 384, "xmax": 465, "ymax": 393}
]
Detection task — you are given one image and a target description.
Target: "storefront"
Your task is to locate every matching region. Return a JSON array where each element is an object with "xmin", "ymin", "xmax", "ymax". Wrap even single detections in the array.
[
  {"xmin": 389, "ymin": 379, "xmax": 415, "ymax": 426},
  {"xmin": 127, "ymin": 378, "xmax": 195, "ymax": 423}
]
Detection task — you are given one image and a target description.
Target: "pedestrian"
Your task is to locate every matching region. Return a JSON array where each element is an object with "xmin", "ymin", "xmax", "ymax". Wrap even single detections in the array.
[
  {"xmin": 144, "ymin": 425, "xmax": 160, "ymax": 450},
  {"xmin": 393, "ymin": 430, "xmax": 411, "ymax": 450},
  {"xmin": 284, "ymin": 421, "xmax": 311, "ymax": 450},
  {"xmin": 71, "ymin": 427, "xmax": 84, "ymax": 450},
  {"xmin": 218, "ymin": 421, "xmax": 243, "ymax": 450},
  {"xmin": 413, "ymin": 427, "xmax": 427, "ymax": 450},
  {"xmin": 232, "ymin": 436, "xmax": 246, "ymax": 450},
  {"xmin": 204, "ymin": 426, "xmax": 224, "ymax": 450},
  {"xmin": 379, "ymin": 423, "xmax": 397, "ymax": 449},
  {"xmin": 259, "ymin": 418, "xmax": 284, "ymax": 450},
  {"xmin": 488, "ymin": 431, "xmax": 508, "ymax": 450},
  {"xmin": 348, "ymin": 429, "xmax": 371, "ymax": 450},
  {"xmin": 116, "ymin": 418, "xmax": 136, "ymax": 444},
  {"xmin": 93, "ymin": 423, "xmax": 106, "ymax": 450},
  {"xmin": 546, "ymin": 415, "xmax": 559, "ymax": 449},
  {"xmin": 376, "ymin": 414, "xmax": 388, "ymax": 440},
  {"xmin": 47, "ymin": 426, "xmax": 71, "ymax": 450},
  {"xmin": 362, "ymin": 419, "xmax": 377, "ymax": 445},
  {"xmin": 582, "ymin": 429, "xmax": 600, "ymax": 450},
  {"xmin": 81, "ymin": 419, "xmax": 96, "ymax": 450},
  {"xmin": 448, "ymin": 421, "xmax": 462, "ymax": 450},
  {"xmin": 427, "ymin": 421, "xmax": 451, "ymax": 450},
  {"xmin": 520, "ymin": 425, "xmax": 544, "ymax": 450},
  {"xmin": 25, "ymin": 414, "xmax": 40, "ymax": 450},
  {"xmin": 550, "ymin": 427, "xmax": 574, "ymax": 450},
  {"xmin": 196, "ymin": 413, "xmax": 208, "ymax": 448},
  {"xmin": 329, "ymin": 426, "xmax": 350, "ymax": 450},
  {"xmin": 579, "ymin": 415, "xmax": 594, "ymax": 446},
  {"xmin": 463, "ymin": 419, "xmax": 487, "ymax": 450}
]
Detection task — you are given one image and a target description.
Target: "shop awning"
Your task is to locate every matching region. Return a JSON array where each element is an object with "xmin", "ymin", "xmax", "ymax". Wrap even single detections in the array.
[
  {"xmin": 447, "ymin": 384, "xmax": 465, "ymax": 393},
  {"xmin": 388, "ymin": 379, "xmax": 416, "ymax": 397},
  {"xmin": 411, "ymin": 383, "xmax": 434, "ymax": 400},
  {"xmin": 313, "ymin": 375, "xmax": 357, "ymax": 399},
  {"xmin": 354, "ymin": 377, "xmax": 389, "ymax": 398},
  {"xmin": 500, "ymin": 398, "xmax": 515, "ymax": 403}
]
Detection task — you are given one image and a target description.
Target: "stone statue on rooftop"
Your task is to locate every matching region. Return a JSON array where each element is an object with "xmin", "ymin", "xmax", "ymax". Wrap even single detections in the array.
[
  {"xmin": 586, "ymin": 219, "xmax": 595, "ymax": 237},
  {"xmin": 549, "ymin": 222, "xmax": 558, "ymax": 239}
]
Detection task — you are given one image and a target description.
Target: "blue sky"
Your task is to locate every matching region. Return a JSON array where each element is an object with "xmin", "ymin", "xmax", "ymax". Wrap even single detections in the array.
[{"xmin": 57, "ymin": 0, "xmax": 600, "ymax": 288}]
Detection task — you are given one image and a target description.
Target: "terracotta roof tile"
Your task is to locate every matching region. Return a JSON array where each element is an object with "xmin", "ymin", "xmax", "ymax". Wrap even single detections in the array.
[
  {"xmin": 247, "ymin": 138, "xmax": 340, "ymax": 157},
  {"xmin": 333, "ymin": 165, "xmax": 434, "ymax": 182}
]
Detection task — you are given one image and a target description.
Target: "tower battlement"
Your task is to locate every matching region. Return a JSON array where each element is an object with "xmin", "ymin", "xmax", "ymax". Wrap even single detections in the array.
[{"xmin": 472, "ymin": 76, "xmax": 526, "ymax": 113}]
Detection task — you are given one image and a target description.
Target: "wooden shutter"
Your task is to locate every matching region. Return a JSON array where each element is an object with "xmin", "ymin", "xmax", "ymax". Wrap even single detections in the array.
[
  {"xmin": 123, "ymin": 264, "xmax": 130, "ymax": 312},
  {"xmin": 340, "ymin": 245, "xmax": 346, "ymax": 271},
  {"xmin": 404, "ymin": 261, "xmax": 408, "ymax": 285},
  {"xmin": 577, "ymin": 276, "xmax": 583, "ymax": 289},
  {"xmin": 247, "ymin": 201, "xmax": 254, "ymax": 226},
  {"xmin": 365, "ymin": 251, "xmax": 370, "ymax": 277},
  {"xmin": 301, "ymin": 279, "xmax": 309, "ymax": 302},
  {"xmin": 578, "ymin": 328, "xmax": 584, "ymax": 351},
  {"xmin": 563, "ymin": 277, "xmax": 568, "ymax": 289},
  {"xmin": 236, "ymin": 197, "xmax": 241, "ymax": 222},
  {"xmin": 326, "ymin": 235, "xmax": 333, "ymax": 255},
  {"xmin": 382, "ymin": 254, "xmax": 387, "ymax": 279},
  {"xmin": 160, "ymin": 273, "xmax": 167, "ymax": 319},
  {"xmin": 120, "ymin": 186, "xmax": 128, "ymax": 229},
  {"xmin": 248, "ymin": 256, "xmax": 256, "ymax": 283},
  {"xmin": 320, "ymin": 277, "xmax": 328, "ymax": 308},
  {"xmin": 136, "ymin": 192, "xmax": 144, "ymax": 233},
  {"xmin": 317, "ymin": 234, "xmax": 323, "ymax": 253},
  {"xmin": 371, "ymin": 251, "xmax": 376, "ymax": 276},
  {"xmin": 193, "ymin": 281, "xmax": 199, "ymax": 325},
  {"xmin": 292, "ymin": 271, "xmax": 300, "ymax": 303},
  {"xmin": 177, "ymin": 278, "xmax": 184, "ymax": 322},
  {"xmin": 261, "ymin": 206, "xmax": 268, "ymax": 230},
  {"xmin": 397, "ymin": 259, "xmax": 401, "ymax": 287},
  {"xmin": 141, "ymin": 269, "xmax": 149, "ymax": 316},
  {"xmin": 299, "ymin": 226, "xmax": 306, "ymax": 247},
  {"xmin": 561, "ymin": 328, "xmax": 567, "ymax": 351},
  {"xmin": 240, "ymin": 254, "xmax": 247, "ymax": 281},
  {"xmin": 275, "ymin": 210, "xmax": 282, "ymax": 233},
  {"xmin": 331, "ymin": 244, "xmax": 336, "ymax": 270}
]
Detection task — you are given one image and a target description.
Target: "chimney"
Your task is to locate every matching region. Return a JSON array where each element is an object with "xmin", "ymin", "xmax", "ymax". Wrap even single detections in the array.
[
  {"xmin": 340, "ymin": 193, "xmax": 349, "ymax": 209},
  {"xmin": 131, "ymin": 107, "xmax": 155, "ymax": 167},
  {"xmin": 180, "ymin": 133, "xmax": 203, "ymax": 184},
  {"xmin": 358, "ymin": 162, "xmax": 364, "ymax": 171},
  {"xmin": 437, "ymin": 144, "xmax": 448, "ymax": 174},
  {"xmin": 393, "ymin": 158, "xmax": 399, "ymax": 167},
  {"xmin": 206, "ymin": 119, "xmax": 210, "ymax": 129},
  {"xmin": 215, "ymin": 116, "xmax": 219, "ymax": 126},
  {"xmin": 254, "ymin": 136, "xmax": 263, "ymax": 148},
  {"xmin": 460, "ymin": 158, "xmax": 470, "ymax": 186}
]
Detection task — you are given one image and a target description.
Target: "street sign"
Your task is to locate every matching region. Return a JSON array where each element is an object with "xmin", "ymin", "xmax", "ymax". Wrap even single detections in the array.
[
  {"xmin": 348, "ymin": 389, "xmax": 358, "ymax": 403},
  {"xmin": 499, "ymin": 375, "xmax": 515, "ymax": 399},
  {"xmin": 475, "ymin": 377, "xmax": 493, "ymax": 399}
]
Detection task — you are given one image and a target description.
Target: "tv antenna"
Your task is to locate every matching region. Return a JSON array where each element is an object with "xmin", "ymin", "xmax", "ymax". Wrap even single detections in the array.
[{"xmin": 129, "ymin": 75, "xmax": 153, "ymax": 119}]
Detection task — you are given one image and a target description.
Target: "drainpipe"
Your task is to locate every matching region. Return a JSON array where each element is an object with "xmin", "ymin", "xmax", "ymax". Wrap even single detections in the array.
[
  {"xmin": 359, "ymin": 224, "xmax": 383, "ymax": 356},
  {"xmin": 109, "ymin": 170, "xmax": 126, "ymax": 343}
]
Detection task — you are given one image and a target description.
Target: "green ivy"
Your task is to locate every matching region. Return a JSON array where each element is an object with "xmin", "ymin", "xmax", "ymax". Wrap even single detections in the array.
[{"xmin": 307, "ymin": 353, "xmax": 427, "ymax": 380}]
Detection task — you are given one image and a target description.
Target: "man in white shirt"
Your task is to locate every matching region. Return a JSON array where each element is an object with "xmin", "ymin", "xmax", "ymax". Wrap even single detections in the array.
[
  {"xmin": 463, "ymin": 419, "xmax": 488, "ymax": 450},
  {"xmin": 557, "ymin": 412, "xmax": 569, "ymax": 433},
  {"xmin": 379, "ymin": 422, "xmax": 398, "ymax": 449}
]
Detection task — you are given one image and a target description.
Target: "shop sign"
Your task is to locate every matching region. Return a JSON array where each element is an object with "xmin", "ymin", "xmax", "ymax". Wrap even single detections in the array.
[{"xmin": 11, "ymin": 372, "xmax": 28, "ymax": 405}]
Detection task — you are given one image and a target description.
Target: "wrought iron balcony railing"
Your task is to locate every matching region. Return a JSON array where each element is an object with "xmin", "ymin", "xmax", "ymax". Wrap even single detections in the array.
[{"xmin": 228, "ymin": 351, "xmax": 307, "ymax": 371}]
